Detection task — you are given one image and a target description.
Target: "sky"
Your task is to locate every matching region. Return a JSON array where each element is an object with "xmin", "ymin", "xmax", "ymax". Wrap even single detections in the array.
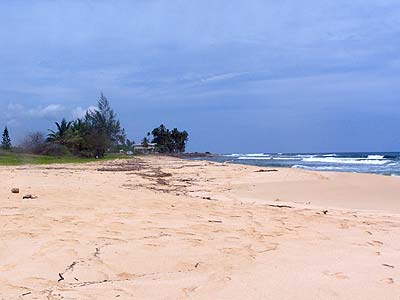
[{"xmin": 0, "ymin": 0, "xmax": 399, "ymax": 153}]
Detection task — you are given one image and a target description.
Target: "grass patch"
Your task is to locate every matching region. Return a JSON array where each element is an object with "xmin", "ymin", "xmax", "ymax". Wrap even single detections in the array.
[{"xmin": 0, "ymin": 151, "xmax": 131, "ymax": 166}]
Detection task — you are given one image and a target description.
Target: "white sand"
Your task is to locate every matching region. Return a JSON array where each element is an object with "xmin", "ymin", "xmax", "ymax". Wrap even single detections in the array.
[{"xmin": 0, "ymin": 156, "xmax": 399, "ymax": 299}]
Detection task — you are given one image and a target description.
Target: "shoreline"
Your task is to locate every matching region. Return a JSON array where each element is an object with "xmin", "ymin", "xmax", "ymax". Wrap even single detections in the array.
[
  {"xmin": 186, "ymin": 160, "xmax": 400, "ymax": 214},
  {"xmin": 189, "ymin": 156, "xmax": 400, "ymax": 177},
  {"xmin": 184, "ymin": 151, "xmax": 400, "ymax": 177}
]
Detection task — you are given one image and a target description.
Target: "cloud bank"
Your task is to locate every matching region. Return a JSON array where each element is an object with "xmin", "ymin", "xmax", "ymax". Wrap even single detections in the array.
[{"xmin": 0, "ymin": 0, "xmax": 399, "ymax": 152}]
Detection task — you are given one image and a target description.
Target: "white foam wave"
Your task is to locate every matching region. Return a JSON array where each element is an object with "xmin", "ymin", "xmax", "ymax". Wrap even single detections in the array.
[
  {"xmin": 388, "ymin": 163, "xmax": 399, "ymax": 166},
  {"xmin": 296, "ymin": 154, "xmax": 316, "ymax": 158},
  {"xmin": 367, "ymin": 155, "xmax": 385, "ymax": 159},
  {"xmin": 237, "ymin": 156, "xmax": 272, "ymax": 160},
  {"xmin": 302, "ymin": 157, "xmax": 389, "ymax": 165},
  {"xmin": 292, "ymin": 165, "xmax": 347, "ymax": 171},
  {"xmin": 245, "ymin": 153, "xmax": 268, "ymax": 157}
]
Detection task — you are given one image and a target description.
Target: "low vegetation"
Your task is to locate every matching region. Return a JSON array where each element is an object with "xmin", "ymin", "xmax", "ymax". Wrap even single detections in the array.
[{"xmin": 0, "ymin": 150, "xmax": 128, "ymax": 166}]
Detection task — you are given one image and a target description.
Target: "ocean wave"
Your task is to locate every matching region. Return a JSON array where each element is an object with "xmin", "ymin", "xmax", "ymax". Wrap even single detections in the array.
[
  {"xmin": 388, "ymin": 162, "xmax": 399, "ymax": 166},
  {"xmin": 292, "ymin": 165, "xmax": 310, "ymax": 170},
  {"xmin": 302, "ymin": 157, "xmax": 389, "ymax": 165},
  {"xmin": 245, "ymin": 153, "xmax": 268, "ymax": 157},
  {"xmin": 217, "ymin": 153, "xmax": 400, "ymax": 176},
  {"xmin": 237, "ymin": 156, "xmax": 272, "ymax": 160},
  {"xmin": 295, "ymin": 154, "xmax": 316, "ymax": 158},
  {"xmin": 367, "ymin": 155, "xmax": 385, "ymax": 160},
  {"xmin": 292, "ymin": 165, "xmax": 347, "ymax": 171}
]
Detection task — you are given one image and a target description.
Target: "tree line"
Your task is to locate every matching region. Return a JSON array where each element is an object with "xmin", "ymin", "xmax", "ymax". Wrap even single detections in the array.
[
  {"xmin": 150, "ymin": 124, "xmax": 188, "ymax": 153},
  {"xmin": 2, "ymin": 94, "xmax": 189, "ymax": 157}
]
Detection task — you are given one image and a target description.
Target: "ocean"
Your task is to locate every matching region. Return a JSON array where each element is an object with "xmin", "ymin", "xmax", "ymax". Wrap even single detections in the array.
[{"xmin": 195, "ymin": 152, "xmax": 400, "ymax": 176}]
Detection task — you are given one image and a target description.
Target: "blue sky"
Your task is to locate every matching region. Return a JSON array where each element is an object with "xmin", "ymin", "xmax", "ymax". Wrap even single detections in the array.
[{"xmin": 0, "ymin": 0, "xmax": 399, "ymax": 153}]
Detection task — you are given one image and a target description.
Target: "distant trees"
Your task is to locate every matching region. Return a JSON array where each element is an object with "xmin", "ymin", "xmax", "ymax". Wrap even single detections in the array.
[
  {"xmin": 46, "ymin": 119, "xmax": 72, "ymax": 145},
  {"xmin": 124, "ymin": 138, "xmax": 135, "ymax": 151},
  {"xmin": 83, "ymin": 93, "xmax": 126, "ymax": 157},
  {"xmin": 1, "ymin": 126, "xmax": 12, "ymax": 149},
  {"xmin": 20, "ymin": 132, "xmax": 47, "ymax": 154},
  {"xmin": 151, "ymin": 124, "xmax": 171, "ymax": 153},
  {"xmin": 41, "ymin": 93, "xmax": 126, "ymax": 157},
  {"xmin": 17, "ymin": 93, "xmax": 190, "ymax": 157},
  {"xmin": 170, "ymin": 127, "xmax": 189, "ymax": 153},
  {"xmin": 142, "ymin": 137, "xmax": 149, "ymax": 148},
  {"xmin": 150, "ymin": 124, "xmax": 188, "ymax": 153}
]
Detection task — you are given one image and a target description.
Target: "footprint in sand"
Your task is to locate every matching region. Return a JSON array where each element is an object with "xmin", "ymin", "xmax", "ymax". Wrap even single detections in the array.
[
  {"xmin": 117, "ymin": 272, "xmax": 135, "ymax": 280},
  {"xmin": 183, "ymin": 286, "xmax": 198, "ymax": 296},
  {"xmin": 380, "ymin": 278, "xmax": 394, "ymax": 284},
  {"xmin": 367, "ymin": 240, "xmax": 384, "ymax": 247},
  {"xmin": 334, "ymin": 272, "xmax": 349, "ymax": 280},
  {"xmin": 324, "ymin": 271, "xmax": 349, "ymax": 280}
]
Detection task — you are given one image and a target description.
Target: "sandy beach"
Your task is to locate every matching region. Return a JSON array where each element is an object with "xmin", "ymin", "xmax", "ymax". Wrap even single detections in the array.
[{"xmin": 1, "ymin": 156, "xmax": 400, "ymax": 299}]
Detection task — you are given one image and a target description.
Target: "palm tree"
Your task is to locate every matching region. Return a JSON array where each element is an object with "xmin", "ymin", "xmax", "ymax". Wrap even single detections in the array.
[
  {"xmin": 47, "ymin": 118, "xmax": 72, "ymax": 144},
  {"xmin": 125, "ymin": 138, "xmax": 135, "ymax": 150},
  {"xmin": 142, "ymin": 137, "xmax": 149, "ymax": 148}
]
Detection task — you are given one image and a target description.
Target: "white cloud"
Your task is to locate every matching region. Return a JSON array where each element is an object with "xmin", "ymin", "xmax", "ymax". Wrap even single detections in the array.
[
  {"xmin": 5, "ymin": 103, "xmax": 98, "ymax": 124},
  {"xmin": 71, "ymin": 106, "xmax": 97, "ymax": 119},
  {"xmin": 27, "ymin": 104, "xmax": 65, "ymax": 118},
  {"xmin": 3, "ymin": 103, "xmax": 66, "ymax": 125},
  {"xmin": 201, "ymin": 72, "xmax": 249, "ymax": 83},
  {"xmin": 7, "ymin": 103, "xmax": 24, "ymax": 111},
  {"xmin": 3, "ymin": 103, "xmax": 26, "ymax": 126}
]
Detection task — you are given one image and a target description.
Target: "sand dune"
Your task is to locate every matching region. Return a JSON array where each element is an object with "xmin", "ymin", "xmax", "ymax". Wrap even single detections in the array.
[{"xmin": 0, "ymin": 156, "xmax": 399, "ymax": 299}]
